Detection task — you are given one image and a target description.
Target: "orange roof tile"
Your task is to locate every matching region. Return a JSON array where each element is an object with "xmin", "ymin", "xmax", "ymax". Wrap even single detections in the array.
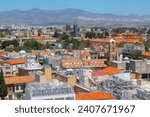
[
  {"xmin": 92, "ymin": 70, "xmax": 108, "ymax": 76},
  {"xmin": 5, "ymin": 76, "xmax": 34, "ymax": 85},
  {"xmin": 143, "ymin": 52, "xmax": 150, "ymax": 57},
  {"xmin": 76, "ymin": 92, "xmax": 115, "ymax": 100},
  {"xmin": 83, "ymin": 38, "xmax": 142, "ymax": 44},
  {"xmin": 0, "ymin": 53, "xmax": 7, "ymax": 57},
  {"xmin": 4, "ymin": 58, "xmax": 28, "ymax": 65},
  {"xmin": 62, "ymin": 59, "xmax": 107, "ymax": 69},
  {"xmin": 102, "ymin": 66, "xmax": 121, "ymax": 75},
  {"xmin": 81, "ymin": 50, "xmax": 90, "ymax": 56}
]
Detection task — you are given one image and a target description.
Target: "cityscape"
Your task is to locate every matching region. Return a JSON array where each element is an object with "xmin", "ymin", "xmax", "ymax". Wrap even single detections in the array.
[{"xmin": 0, "ymin": 0, "xmax": 150, "ymax": 100}]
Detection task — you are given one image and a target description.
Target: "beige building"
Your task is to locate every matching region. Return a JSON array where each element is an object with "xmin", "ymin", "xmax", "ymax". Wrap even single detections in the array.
[
  {"xmin": 4, "ymin": 76, "xmax": 34, "ymax": 100},
  {"xmin": 2, "ymin": 58, "xmax": 28, "ymax": 77}
]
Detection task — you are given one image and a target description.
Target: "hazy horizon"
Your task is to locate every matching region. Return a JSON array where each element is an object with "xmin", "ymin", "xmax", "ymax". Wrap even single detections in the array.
[{"xmin": 0, "ymin": 0, "xmax": 149, "ymax": 15}]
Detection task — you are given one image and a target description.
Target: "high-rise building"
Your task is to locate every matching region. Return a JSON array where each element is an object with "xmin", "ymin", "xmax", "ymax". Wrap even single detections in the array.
[
  {"xmin": 66, "ymin": 24, "xmax": 71, "ymax": 31},
  {"xmin": 73, "ymin": 24, "xmax": 78, "ymax": 37}
]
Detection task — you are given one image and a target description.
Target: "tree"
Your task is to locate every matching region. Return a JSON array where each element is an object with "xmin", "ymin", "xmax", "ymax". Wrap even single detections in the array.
[
  {"xmin": 61, "ymin": 34, "xmax": 69, "ymax": 40},
  {"xmin": 104, "ymin": 31, "xmax": 109, "ymax": 37},
  {"xmin": 53, "ymin": 30, "xmax": 59, "ymax": 38},
  {"xmin": 0, "ymin": 69, "xmax": 8, "ymax": 100},
  {"xmin": 147, "ymin": 29, "xmax": 150, "ymax": 34},
  {"xmin": 2, "ymin": 40, "xmax": 19, "ymax": 49},
  {"xmin": 24, "ymin": 40, "xmax": 42, "ymax": 50},
  {"xmin": 145, "ymin": 46, "xmax": 149, "ymax": 52},
  {"xmin": 111, "ymin": 33, "xmax": 118, "ymax": 37},
  {"xmin": 131, "ymin": 50, "xmax": 142, "ymax": 59}
]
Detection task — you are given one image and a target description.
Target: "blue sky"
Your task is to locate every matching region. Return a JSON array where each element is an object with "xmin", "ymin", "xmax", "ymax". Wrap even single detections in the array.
[{"xmin": 0, "ymin": 0, "xmax": 150, "ymax": 15}]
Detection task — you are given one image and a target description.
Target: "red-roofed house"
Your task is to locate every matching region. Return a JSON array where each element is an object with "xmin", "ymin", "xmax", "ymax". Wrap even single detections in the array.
[
  {"xmin": 91, "ymin": 70, "xmax": 109, "ymax": 83},
  {"xmin": 81, "ymin": 50, "xmax": 90, "ymax": 60},
  {"xmin": 0, "ymin": 53, "xmax": 7, "ymax": 57},
  {"xmin": 91, "ymin": 66, "xmax": 121, "ymax": 83},
  {"xmin": 4, "ymin": 75, "xmax": 34, "ymax": 100},
  {"xmin": 102, "ymin": 66, "xmax": 121, "ymax": 75},
  {"xmin": 76, "ymin": 92, "xmax": 115, "ymax": 100},
  {"xmin": 62, "ymin": 59, "xmax": 107, "ymax": 69},
  {"xmin": 2, "ymin": 58, "xmax": 28, "ymax": 77},
  {"xmin": 143, "ymin": 52, "xmax": 150, "ymax": 59}
]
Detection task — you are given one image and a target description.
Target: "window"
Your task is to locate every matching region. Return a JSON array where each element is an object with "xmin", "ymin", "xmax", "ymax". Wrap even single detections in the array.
[
  {"xmin": 16, "ymin": 86, "xmax": 19, "ymax": 90},
  {"xmin": 8, "ymin": 86, "xmax": 13, "ymax": 92},
  {"xmin": 6, "ymin": 72, "xmax": 11, "ymax": 75},
  {"xmin": 5, "ymin": 66, "xmax": 11, "ymax": 69},
  {"xmin": 20, "ymin": 85, "xmax": 24, "ymax": 90},
  {"xmin": 66, "ymin": 97, "xmax": 74, "ymax": 100},
  {"xmin": 17, "ymin": 94, "xmax": 22, "ymax": 100}
]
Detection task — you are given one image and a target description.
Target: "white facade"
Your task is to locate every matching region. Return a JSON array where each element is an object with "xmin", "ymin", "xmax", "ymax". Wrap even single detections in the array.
[
  {"xmin": 24, "ymin": 80, "xmax": 75, "ymax": 100},
  {"xmin": 78, "ymin": 69, "xmax": 92, "ymax": 87}
]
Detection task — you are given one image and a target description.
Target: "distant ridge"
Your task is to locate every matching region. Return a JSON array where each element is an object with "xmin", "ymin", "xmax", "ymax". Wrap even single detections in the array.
[{"xmin": 0, "ymin": 8, "xmax": 150, "ymax": 26}]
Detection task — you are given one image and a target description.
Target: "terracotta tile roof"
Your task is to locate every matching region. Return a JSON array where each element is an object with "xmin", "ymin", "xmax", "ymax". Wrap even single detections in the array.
[
  {"xmin": 5, "ymin": 76, "xmax": 34, "ymax": 85},
  {"xmin": 62, "ymin": 59, "xmax": 107, "ymax": 69},
  {"xmin": 92, "ymin": 70, "xmax": 108, "ymax": 77},
  {"xmin": 76, "ymin": 92, "xmax": 115, "ymax": 100},
  {"xmin": 32, "ymin": 50, "xmax": 39, "ymax": 55},
  {"xmin": 102, "ymin": 66, "xmax": 121, "ymax": 75},
  {"xmin": 143, "ymin": 52, "xmax": 150, "ymax": 57},
  {"xmin": 83, "ymin": 38, "xmax": 142, "ymax": 44},
  {"xmin": 40, "ymin": 51, "xmax": 49, "ymax": 55},
  {"xmin": 81, "ymin": 50, "xmax": 90, "ymax": 57},
  {"xmin": 0, "ymin": 53, "xmax": 7, "ymax": 57},
  {"xmin": 4, "ymin": 58, "xmax": 28, "ymax": 65}
]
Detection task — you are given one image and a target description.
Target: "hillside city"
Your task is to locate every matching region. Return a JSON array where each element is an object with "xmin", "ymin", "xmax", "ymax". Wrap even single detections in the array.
[{"xmin": 0, "ymin": 23, "xmax": 150, "ymax": 100}]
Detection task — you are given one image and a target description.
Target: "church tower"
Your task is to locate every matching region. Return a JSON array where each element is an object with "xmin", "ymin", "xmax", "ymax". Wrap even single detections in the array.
[{"xmin": 109, "ymin": 38, "xmax": 117, "ymax": 61}]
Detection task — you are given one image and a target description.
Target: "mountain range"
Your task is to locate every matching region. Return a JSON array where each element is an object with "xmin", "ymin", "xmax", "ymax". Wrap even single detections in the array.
[{"xmin": 0, "ymin": 8, "xmax": 150, "ymax": 27}]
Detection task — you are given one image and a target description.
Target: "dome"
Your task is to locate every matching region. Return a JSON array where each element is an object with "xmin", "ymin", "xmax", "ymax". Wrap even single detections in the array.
[
  {"xmin": 19, "ymin": 50, "xmax": 26, "ymax": 54},
  {"xmin": 124, "ymin": 57, "xmax": 129, "ymax": 60},
  {"xmin": 110, "ymin": 38, "xmax": 115, "ymax": 43}
]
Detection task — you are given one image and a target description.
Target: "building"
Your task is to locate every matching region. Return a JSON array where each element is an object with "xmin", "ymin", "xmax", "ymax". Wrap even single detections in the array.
[
  {"xmin": 110, "ymin": 60, "xmax": 129, "ymax": 71},
  {"xmin": 91, "ymin": 69, "xmax": 109, "ymax": 84},
  {"xmin": 24, "ymin": 80, "xmax": 75, "ymax": 100},
  {"xmin": 45, "ymin": 55, "xmax": 61, "ymax": 69},
  {"xmin": 4, "ymin": 75, "xmax": 34, "ymax": 100},
  {"xmin": 55, "ymin": 69, "xmax": 77, "ymax": 86},
  {"xmin": 66, "ymin": 24, "xmax": 71, "ymax": 31},
  {"xmin": 18, "ymin": 55, "xmax": 43, "ymax": 76},
  {"xmin": 73, "ymin": 24, "xmax": 78, "ymax": 37},
  {"xmin": 143, "ymin": 52, "xmax": 150, "ymax": 59},
  {"xmin": 122, "ymin": 44, "xmax": 145, "ymax": 58},
  {"xmin": 76, "ymin": 92, "xmax": 115, "ymax": 100},
  {"xmin": 2, "ymin": 58, "xmax": 28, "ymax": 77},
  {"xmin": 137, "ymin": 85, "xmax": 150, "ymax": 100},
  {"xmin": 81, "ymin": 50, "xmax": 91, "ymax": 60},
  {"xmin": 109, "ymin": 38, "xmax": 117, "ymax": 61},
  {"xmin": 101, "ymin": 78, "xmax": 138, "ymax": 100},
  {"xmin": 128, "ymin": 59, "xmax": 150, "ymax": 80},
  {"xmin": 78, "ymin": 69, "xmax": 92, "ymax": 87},
  {"xmin": 35, "ymin": 66, "xmax": 52, "ymax": 83},
  {"xmin": 62, "ymin": 59, "xmax": 107, "ymax": 69}
]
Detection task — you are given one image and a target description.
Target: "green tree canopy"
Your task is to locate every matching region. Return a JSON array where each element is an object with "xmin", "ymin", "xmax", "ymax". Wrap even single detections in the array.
[
  {"xmin": 0, "ymin": 69, "xmax": 8, "ymax": 99},
  {"xmin": 2, "ymin": 39, "xmax": 19, "ymax": 49},
  {"xmin": 147, "ymin": 29, "xmax": 150, "ymax": 34},
  {"xmin": 131, "ymin": 50, "xmax": 142, "ymax": 59},
  {"xmin": 24, "ymin": 40, "xmax": 42, "ymax": 50}
]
